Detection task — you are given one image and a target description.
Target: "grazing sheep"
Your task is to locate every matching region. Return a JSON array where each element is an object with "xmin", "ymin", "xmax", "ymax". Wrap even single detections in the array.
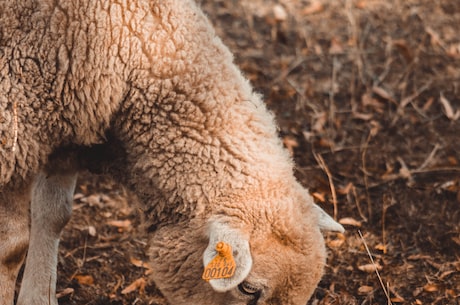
[{"xmin": 0, "ymin": 0, "xmax": 344, "ymax": 304}]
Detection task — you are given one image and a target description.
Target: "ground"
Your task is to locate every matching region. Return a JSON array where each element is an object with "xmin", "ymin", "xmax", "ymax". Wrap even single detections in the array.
[{"xmin": 52, "ymin": 0, "xmax": 460, "ymax": 304}]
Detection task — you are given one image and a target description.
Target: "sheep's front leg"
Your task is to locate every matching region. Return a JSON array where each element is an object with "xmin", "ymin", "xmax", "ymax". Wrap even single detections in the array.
[
  {"xmin": 17, "ymin": 171, "xmax": 77, "ymax": 305},
  {"xmin": 0, "ymin": 188, "xmax": 31, "ymax": 305}
]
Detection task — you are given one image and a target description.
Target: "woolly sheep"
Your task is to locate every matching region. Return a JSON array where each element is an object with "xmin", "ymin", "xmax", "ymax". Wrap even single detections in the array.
[{"xmin": 0, "ymin": 0, "xmax": 344, "ymax": 304}]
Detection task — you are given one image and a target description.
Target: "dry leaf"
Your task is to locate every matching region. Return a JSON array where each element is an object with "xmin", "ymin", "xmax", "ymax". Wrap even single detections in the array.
[
  {"xmin": 312, "ymin": 192, "xmax": 326, "ymax": 202},
  {"xmin": 358, "ymin": 263, "xmax": 383, "ymax": 273},
  {"xmin": 327, "ymin": 233, "xmax": 346, "ymax": 248},
  {"xmin": 302, "ymin": 1, "xmax": 324, "ymax": 15},
  {"xmin": 391, "ymin": 296, "xmax": 405, "ymax": 303},
  {"xmin": 107, "ymin": 219, "xmax": 132, "ymax": 229},
  {"xmin": 73, "ymin": 193, "xmax": 85, "ymax": 201},
  {"xmin": 374, "ymin": 243, "xmax": 387, "ymax": 253},
  {"xmin": 82, "ymin": 194, "xmax": 103, "ymax": 207},
  {"xmin": 87, "ymin": 225, "xmax": 97, "ymax": 237},
  {"xmin": 329, "ymin": 37, "xmax": 344, "ymax": 54},
  {"xmin": 337, "ymin": 182, "xmax": 353, "ymax": 195},
  {"xmin": 339, "ymin": 217, "xmax": 362, "ymax": 227},
  {"xmin": 447, "ymin": 43, "xmax": 460, "ymax": 58},
  {"xmin": 393, "ymin": 39, "xmax": 413, "ymax": 62},
  {"xmin": 372, "ymin": 86, "xmax": 395, "ymax": 103},
  {"xmin": 130, "ymin": 257, "xmax": 151, "ymax": 269},
  {"xmin": 282, "ymin": 136, "xmax": 299, "ymax": 155},
  {"xmin": 353, "ymin": 112, "xmax": 373, "ymax": 121},
  {"xmin": 426, "ymin": 27, "xmax": 445, "ymax": 48},
  {"xmin": 273, "ymin": 4, "xmax": 287, "ymax": 22},
  {"xmin": 422, "ymin": 97, "xmax": 434, "ymax": 111},
  {"xmin": 423, "ymin": 283, "xmax": 439, "ymax": 292},
  {"xmin": 357, "ymin": 285, "xmax": 374, "ymax": 295},
  {"xmin": 407, "ymin": 254, "xmax": 432, "ymax": 260},
  {"xmin": 74, "ymin": 274, "xmax": 94, "ymax": 286},
  {"xmin": 312, "ymin": 112, "xmax": 327, "ymax": 133},
  {"xmin": 121, "ymin": 278, "xmax": 146, "ymax": 295},
  {"xmin": 439, "ymin": 93, "xmax": 460, "ymax": 121},
  {"xmin": 56, "ymin": 287, "xmax": 74, "ymax": 299},
  {"xmin": 355, "ymin": 0, "xmax": 367, "ymax": 9},
  {"xmin": 446, "ymin": 289, "xmax": 457, "ymax": 297}
]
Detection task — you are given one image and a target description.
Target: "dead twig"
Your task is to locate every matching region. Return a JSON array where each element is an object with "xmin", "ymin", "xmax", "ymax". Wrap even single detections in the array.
[
  {"xmin": 313, "ymin": 152, "xmax": 338, "ymax": 219},
  {"xmin": 361, "ymin": 122, "xmax": 379, "ymax": 220},
  {"xmin": 358, "ymin": 230, "xmax": 393, "ymax": 305}
]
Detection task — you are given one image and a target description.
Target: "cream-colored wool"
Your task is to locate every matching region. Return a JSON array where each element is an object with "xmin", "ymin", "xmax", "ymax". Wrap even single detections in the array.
[{"xmin": 0, "ymin": 1, "xmax": 343, "ymax": 304}]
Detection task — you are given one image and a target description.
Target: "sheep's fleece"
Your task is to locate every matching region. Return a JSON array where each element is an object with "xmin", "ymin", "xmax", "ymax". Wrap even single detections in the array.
[{"xmin": 0, "ymin": 0, "xmax": 344, "ymax": 304}]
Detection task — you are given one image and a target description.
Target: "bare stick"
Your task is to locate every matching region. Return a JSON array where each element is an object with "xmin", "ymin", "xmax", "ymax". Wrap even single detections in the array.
[
  {"xmin": 313, "ymin": 152, "xmax": 338, "ymax": 219},
  {"xmin": 358, "ymin": 230, "xmax": 393, "ymax": 305}
]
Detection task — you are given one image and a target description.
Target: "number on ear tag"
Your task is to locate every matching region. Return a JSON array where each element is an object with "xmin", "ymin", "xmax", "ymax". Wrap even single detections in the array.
[{"xmin": 202, "ymin": 242, "xmax": 236, "ymax": 281}]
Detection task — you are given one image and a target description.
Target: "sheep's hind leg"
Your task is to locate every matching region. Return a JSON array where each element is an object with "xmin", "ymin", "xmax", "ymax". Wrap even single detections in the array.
[
  {"xmin": 0, "ymin": 186, "xmax": 31, "ymax": 305},
  {"xmin": 17, "ymin": 171, "xmax": 77, "ymax": 305}
]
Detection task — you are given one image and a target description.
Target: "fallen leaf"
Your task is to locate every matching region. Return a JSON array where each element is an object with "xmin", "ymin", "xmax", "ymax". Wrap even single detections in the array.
[
  {"xmin": 423, "ymin": 283, "xmax": 439, "ymax": 292},
  {"xmin": 446, "ymin": 289, "xmax": 457, "ymax": 297},
  {"xmin": 302, "ymin": 1, "xmax": 324, "ymax": 15},
  {"xmin": 355, "ymin": 0, "xmax": 367, "ymax": 9},
  {"xmin": 329, "ymin": 37, "xmax": 344, "ymax": 54},
  {"xmin": 407, "ymin": 254, "xmax": 432, "ymax": 261},
  {"xmin": 82, "ymin": 194, "xmax": 103, "ymax": 207},
  {"xmin": 282, "ymin": 136, "xmax": 299, "ymax": 155},
  {"xmin": 339, "ymin": 217, "xmax": 362, "ymax": 227},
  {"xmin": 447, "ymin": 43, "xmax": 460, "ymax": 58},
  {"xmin": 73, "ymin": 193, "xmax": 85, "ymax": 201},
  {"xmin": 130, "ymin": 257, "xmax": 150, "ymax": 269},
  {"xmin": 422, "ymin": 97, "xmax": 435, "ymax": 111},
  {"xmin": 353, "ymin": 112, "xmax": 374, "ymax": 121},
  {"xmin": 337, "ymin": 182, "xmax": 353, "ymax": 195},
  {"xmin": 426, "ymin": 27, "xmax": 445, "ymax": 48},
  {"xmin": 393, "ymin": 39, "xmax": 413, "ymax": 62},
  {"xmin": 327, "ymin": 233, "xmax": 346, "ymax": 248},
  {"xmin": 312, "ymin": 192, "xmax": 326, "ymax": 202},
  {"xmin": 374, "ymin": 243, "xmax": 388, "ymax": 253},
  {"xmin": 391, "ymin": 296, "xmax": 405, "ymax": 303},
  {"xmin": 372, "ymin": 86, "xmax": 395, "ymax": 103},
  {"xmin": 87, "ymin": 225, "xmax": 97, "ymax": 237},
  {"xmin": 439, "ymin": 270, "xmax": 455, "ymax": 279},
  {"xmin": 273, "ymin": 4, "xmax": 287, "ymax": 22},
  {"xmin": 107, "ymin": 219, "xmax": 132, "ymax": 229},
  {"xmin": 357, "ymin": 285, "xmax": 374, "ymax": 295},
  {"xmin": 56, "ymin": 287, "xmax": 74, "ymax": 299},
  {"xmin": 358, "ymin": 263, "xmax": 383, "ymax": 273},
  {"xmin": 74, "ymin": 274, "xmax": 94, "ymax": 286},
  {"xmin": 121, "ymin": 278, "xmax": 146, "ymax": 295},
  {"xmin": 439, "ymin": 93, "xmax": 460, "ymax": 120}
]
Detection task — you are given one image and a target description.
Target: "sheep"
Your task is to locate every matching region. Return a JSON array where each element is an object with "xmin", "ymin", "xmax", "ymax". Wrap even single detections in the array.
[{"xmin": 0, "ymin": 0, "xmax": 344, "ymax": 304}]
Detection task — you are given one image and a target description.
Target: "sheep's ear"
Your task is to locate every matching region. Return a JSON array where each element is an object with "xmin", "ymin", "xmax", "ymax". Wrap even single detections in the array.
[
  {"xmin": 203, "ymin": 221, "xmax": 252, "ymax": 292},
  {"xmin": 313, "ymin": 204, "xmax": 345, "ymax": 233}
]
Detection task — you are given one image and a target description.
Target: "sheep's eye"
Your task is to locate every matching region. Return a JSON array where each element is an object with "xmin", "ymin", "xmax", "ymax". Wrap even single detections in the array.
[{"xmin": 238, "ymin": 281, "xmax": 261, "ymax": 296}]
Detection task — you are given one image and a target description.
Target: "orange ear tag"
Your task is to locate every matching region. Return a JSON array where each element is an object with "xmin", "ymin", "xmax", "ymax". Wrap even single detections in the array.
[{"xmin": 202, "ymin": 241, "xmax": 236, "ymax": 281}]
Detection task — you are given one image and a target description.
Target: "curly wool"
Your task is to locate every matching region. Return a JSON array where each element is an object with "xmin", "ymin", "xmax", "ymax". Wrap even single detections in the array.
[{"xmin": 0, "ymin": 0, "xmax": 293, "ymax": 223}]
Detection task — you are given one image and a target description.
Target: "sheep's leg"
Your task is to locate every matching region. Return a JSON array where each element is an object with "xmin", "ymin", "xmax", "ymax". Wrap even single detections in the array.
[
  {"xmin": 0, "ymin": 188, "xmax": 31, "ymax": 305},
  {"xmin": 17, "ymin": 171, "xmax": 77, "ymax": 305}
]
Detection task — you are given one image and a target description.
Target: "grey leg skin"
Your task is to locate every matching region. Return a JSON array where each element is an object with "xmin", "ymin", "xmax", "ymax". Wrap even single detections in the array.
[
  {"xmin": 17, "ymin": 172, "xmax": 77, "ymax": 305},
  {"xmin": 0, "ymin": 185, "xmax": 31, "ymax": 305}
]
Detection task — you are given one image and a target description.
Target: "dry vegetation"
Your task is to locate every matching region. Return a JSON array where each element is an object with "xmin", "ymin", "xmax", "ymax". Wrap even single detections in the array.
[{"xmin": 44, "ymin": 0, "xmax": 460, "ymax": 304}]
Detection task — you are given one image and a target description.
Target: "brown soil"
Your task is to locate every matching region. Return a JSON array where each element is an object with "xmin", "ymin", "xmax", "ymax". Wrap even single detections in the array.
[{"xmin": 53, "ymin": 0, "xmax": 460, "ymax": 304}]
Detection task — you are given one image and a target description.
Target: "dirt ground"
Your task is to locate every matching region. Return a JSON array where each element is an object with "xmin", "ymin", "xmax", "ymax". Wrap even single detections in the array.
[{"xmin": 51, "ymin": 0, "xmax": 460, "ymax": 304}]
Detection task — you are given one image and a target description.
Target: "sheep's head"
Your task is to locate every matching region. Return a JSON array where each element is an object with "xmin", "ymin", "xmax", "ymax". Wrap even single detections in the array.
[{"xmin": 148, "ymin": 190, "xmax": 343, "ymax": 305}]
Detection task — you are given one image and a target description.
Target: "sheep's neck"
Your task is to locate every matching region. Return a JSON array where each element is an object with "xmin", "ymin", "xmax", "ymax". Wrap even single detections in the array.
[{"xmin": 114, "ymin": 79, "xmax": 293, "ymax": 225}]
